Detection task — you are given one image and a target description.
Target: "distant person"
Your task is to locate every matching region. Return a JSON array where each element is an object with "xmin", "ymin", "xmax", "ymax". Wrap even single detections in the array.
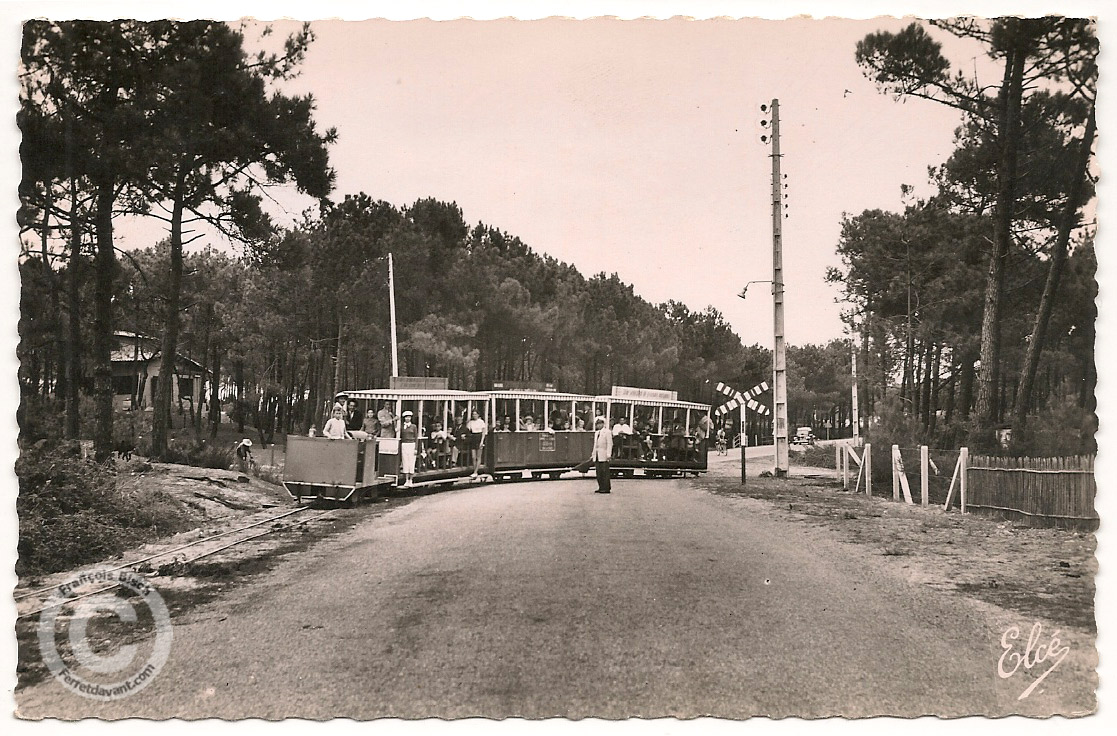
[
  {"xmin": 322, "ymin": 404, "xmax": 349, "ymax": 439},
  {"xmin": 520, "ymin": 414, "xmax": 536, "ymax": 431},
  {"xmin": 235, "ymin": 438, "xmax": 254, "ymax": 473},
  {"xmin": 501, "ymin": 415, "xmax": 513, "ymax": 432},
  {"xmin": 611, "ymin": 416, "xmax": 633, "ymax": 437},
  {"xmin": 590, "ymin": 417, "xmax": 612, "ymax": 494},
  {"xmin": 399, "ymin": 411, "xmax": 418, "ymax": 487},
  {"xmin": 716, "ymin": 427, "xmax": 728, "ymax": 455},
  {"xmin": 377, "ymin": 401, "xmax": 397, "ymax": 438}
]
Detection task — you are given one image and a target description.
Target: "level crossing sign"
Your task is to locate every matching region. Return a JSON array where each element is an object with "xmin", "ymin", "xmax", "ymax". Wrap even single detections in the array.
[{"xmin": 713, "ymin": 380, "xmax": 770, "ymax": 417}]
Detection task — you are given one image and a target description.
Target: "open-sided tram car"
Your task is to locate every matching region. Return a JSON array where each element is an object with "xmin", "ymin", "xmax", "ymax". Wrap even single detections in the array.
[{"xmin": 282, "ymin": 384, "xmax": 709, "ymax": 500}]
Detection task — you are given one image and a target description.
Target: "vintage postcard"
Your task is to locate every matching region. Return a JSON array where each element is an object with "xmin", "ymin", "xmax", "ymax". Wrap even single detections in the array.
[{"xmin": 3, "ymin": 0, "xmax": 1110, "ymax": 726}]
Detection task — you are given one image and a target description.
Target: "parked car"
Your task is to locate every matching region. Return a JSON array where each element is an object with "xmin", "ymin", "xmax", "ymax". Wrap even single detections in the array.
[{"xmin": 791, "ymin": 426, "xmax": 816, "ymax": 445}]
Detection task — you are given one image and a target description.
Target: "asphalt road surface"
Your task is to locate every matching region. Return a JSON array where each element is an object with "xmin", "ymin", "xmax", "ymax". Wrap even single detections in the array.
[{"xmin": 18, "ymin": 462, "xmax": 1093, "ymax": 719}]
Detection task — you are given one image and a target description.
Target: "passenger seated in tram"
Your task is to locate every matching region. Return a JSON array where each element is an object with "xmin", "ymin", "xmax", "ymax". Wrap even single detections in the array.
[
  {"xmin": 574, "ymin": 415, "xmax": 586, "ymax": 431},
  {"xmin": 520, "ymin": 414, "xmax": 537, "ymax": 431},
  {"xmin": 430, "ymin": 421, "xmax": 453, "ymax": 469},
  {"xmin": 611, "ymin": 416, "xmax": 637, "ymax": 458},
  {"xmin": 667, "ymin": 420, "xmax": 686, "ymax": 460},
  {"xmin": 499, "ymin": 415, "xmax": 513, "ymax": 431},
  {"xmin": 322, "ymin": 404, "xmax": 350, "ymax": 439}
]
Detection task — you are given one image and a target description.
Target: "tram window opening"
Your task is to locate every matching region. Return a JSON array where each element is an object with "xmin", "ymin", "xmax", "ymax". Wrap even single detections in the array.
[
  {"xmin": 495, "ymin": 398, "xmax": 516, "ymax": 431},
  {"xmin": 634, "ymin": 405, "xmax": 656, "ymax": 435},
  {"xmin": 519, "ymin": 398, "xmax": 542, "ymax": 430},
  {"xmin": 594, "ymin": 401, "xmax": 609, "ymax": 426},
  {"xmin": 574, "ymin": 401, "xmax": 593, "ymax": 431},
  {"xmin": 549, "ymin": 402, "xmax": 570, "ymax": 431}
]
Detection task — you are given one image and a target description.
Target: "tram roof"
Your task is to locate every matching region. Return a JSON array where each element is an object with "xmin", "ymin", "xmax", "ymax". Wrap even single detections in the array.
[
  {"xmin": 487, "ymin": 390, "xmax": 595, "ymax": 402},
  {"xmin": 595, "ymin": 395, "xmax": 711, "ymax": 410},
  {"xmin": 340, "ymin": 389, "xmax": 484, "ymax": 400},
  {"xmin": 338, "ymin": 388, "xmax": 709, "ymax": 410}
]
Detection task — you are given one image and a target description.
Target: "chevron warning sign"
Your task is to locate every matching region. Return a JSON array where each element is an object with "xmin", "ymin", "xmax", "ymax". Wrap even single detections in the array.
[{"xmin": 714, "ymin": 380, "xmax": 770, "ymax": 416}]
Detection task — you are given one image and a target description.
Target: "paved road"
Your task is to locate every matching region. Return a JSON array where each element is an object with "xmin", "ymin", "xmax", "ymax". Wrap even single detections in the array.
[{"xmin": 18, "ymin": 466, "xmax": 1091, "ymax": 719}]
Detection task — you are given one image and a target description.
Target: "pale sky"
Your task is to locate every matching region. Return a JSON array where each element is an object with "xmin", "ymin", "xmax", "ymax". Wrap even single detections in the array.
[{"xmin": 259, "ymin": 16, "xmax": 975, "ymax": 348}]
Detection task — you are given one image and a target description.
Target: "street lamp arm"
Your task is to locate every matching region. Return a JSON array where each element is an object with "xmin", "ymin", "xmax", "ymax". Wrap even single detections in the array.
[{"xmin": 738, "ymin": 280, "xmax": 773, "ymax": 300}]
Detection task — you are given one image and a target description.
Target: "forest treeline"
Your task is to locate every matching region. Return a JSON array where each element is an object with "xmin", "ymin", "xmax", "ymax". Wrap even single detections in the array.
[
  {"xmin": 16, "ymin": 18, "xmax": 1099, "ymax": 460},
  {"xmin": 832, "ymin": 17, "xmax": 1098, "ymax": 453}
]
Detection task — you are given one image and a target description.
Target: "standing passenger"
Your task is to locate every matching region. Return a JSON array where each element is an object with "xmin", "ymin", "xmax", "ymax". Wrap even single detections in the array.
[
  {"xmin": 694, "ymin": 411, "xmax": 713, "ymax": 456},
  {"xmin": 399, "ymin": 411, "xmax": 417, "ymax": 487},
  {"xmin": 467, "ymin": 409, "xmax": 487, "ymax": 479},
  {"xmin": 377, "ymin": 401, "xmax": 397, "ymax": 438}
]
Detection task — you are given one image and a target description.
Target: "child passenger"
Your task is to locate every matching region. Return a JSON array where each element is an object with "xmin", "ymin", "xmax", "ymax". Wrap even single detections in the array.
[{"xmin": 322, "ymin": 404, "xmax": 349, "ymax": 439}]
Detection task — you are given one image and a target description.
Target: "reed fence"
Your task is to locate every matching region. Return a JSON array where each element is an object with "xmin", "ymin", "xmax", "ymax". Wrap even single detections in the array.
[{"xmin": 967, "ymin": 454, "xmax": 1097, "ymax": 530}]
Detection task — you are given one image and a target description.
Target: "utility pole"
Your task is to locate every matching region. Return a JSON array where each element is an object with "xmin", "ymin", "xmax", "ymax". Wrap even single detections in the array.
[
  {"xmin": 388, "ymin": 252, "xmax": 399, "ymax": 377},
  {"xmin": 851, "ymin": 340, "xmax": 860, "ymax": 445},
  {"xmin": 768, "ymin": 99, "xmax": 789, "ymax": 476}
]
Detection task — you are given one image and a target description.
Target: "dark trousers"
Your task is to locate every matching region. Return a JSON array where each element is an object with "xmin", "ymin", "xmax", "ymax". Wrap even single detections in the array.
[{"xmin": 595, "ymin": 460, "xmax": 611, "ymax": 491}]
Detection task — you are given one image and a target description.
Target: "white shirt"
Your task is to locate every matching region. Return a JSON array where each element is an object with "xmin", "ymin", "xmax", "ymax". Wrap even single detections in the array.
[{"xmin": 612, "ymin": 422, "xmax": 633, "ymax": 436}]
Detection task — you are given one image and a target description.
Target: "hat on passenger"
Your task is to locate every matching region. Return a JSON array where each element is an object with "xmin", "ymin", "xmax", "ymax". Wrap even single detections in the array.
[
  {"xmin": 402, "ymin": 411, "xmax": 413, "ymax": 418},
  {"xmin": 240, "ymin": 438, "xmax": 252, "ymax": 447}
]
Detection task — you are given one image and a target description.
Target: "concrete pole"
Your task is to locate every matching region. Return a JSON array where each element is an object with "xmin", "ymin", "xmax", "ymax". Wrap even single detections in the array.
[
  {"xmin": 770, "ymin": 98, "xmax": 789, "ymax": 476},
  {"xmin": 388, "ymin": 252, "xmax": 399, "ymax": 377}
]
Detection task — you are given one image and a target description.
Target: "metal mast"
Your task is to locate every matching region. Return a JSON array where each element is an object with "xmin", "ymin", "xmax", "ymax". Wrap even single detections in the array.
[{"xmin": 769, "ymin": 99, "xmax": 789, "ymax": 476}]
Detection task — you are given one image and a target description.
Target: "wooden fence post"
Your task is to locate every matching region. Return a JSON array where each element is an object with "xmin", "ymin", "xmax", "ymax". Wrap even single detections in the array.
[
  {"xmin": 892, "ymin": 444, "xmax": 899, "ymax": 501},
  {"xmin": 836, "ymin": 444, "xmax": 843, "ymax": 488},
  {"xmin": 959, "ymin": 446, "xmax": 969, "ymax": 514},
  {"xmin": 920, "ymin": 445, "xmax": 929, "ymax": 507},
  {"xmin": 864, "ymin": 443, "xmax": 872, "ymax": 496}
]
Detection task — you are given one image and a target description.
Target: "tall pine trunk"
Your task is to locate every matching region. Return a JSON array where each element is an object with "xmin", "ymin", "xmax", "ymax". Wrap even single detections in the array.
[
  {"xmin": 974, "ymin": 28, "xmax": 1027, "ymax": 426},
  {"xmin": 1014, "ymin": 105, "xmax": 1095, "ymax": 428},
  {"xmin": 65, "ymin": 180, "xmax": 83, "ymax": 439},
  {"xmin": 92, "ymin": 182, "xmax": 117, "ymax": 461},
  {"xmin": 151, "ymin": 165, "xmax": 188, "ymax": 458}
]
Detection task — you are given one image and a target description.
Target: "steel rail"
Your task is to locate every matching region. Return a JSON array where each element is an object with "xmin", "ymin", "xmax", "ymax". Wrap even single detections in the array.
[
  {"xmin": 17, "ymin": 511, "xmax": 334, "ymax": 620},
  {"xmin": 15, "ymin": 507, "xmax": 311, "ymax": 602}
]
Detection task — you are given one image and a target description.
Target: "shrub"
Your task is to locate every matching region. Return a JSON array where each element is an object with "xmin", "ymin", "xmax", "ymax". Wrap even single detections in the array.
[
  {"xmin": 162, "ymin": 437, "xmax": 234, "ymax": 470},
  {"xmin": 16, "ymin": 440, "xmax": 193, "ymax": 575},
  {"xmin": 794, "ymin": 445, "xmax": 837, "ymax": 469},
  {"xmin": 1008, "ymin": 396, "xmax": 1097, "ymax": 457}
]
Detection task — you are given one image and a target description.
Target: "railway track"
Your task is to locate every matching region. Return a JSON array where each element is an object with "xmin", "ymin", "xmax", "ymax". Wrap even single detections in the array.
[{"xmin": 16, "ymin": 506, "xmax": 334, "ymax": 620}]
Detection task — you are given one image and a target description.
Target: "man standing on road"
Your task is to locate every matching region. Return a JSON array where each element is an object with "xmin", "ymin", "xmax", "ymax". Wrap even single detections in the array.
[{"xmin": 591, "ymin": 417, "xmax": 613, "ymax": 494}]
